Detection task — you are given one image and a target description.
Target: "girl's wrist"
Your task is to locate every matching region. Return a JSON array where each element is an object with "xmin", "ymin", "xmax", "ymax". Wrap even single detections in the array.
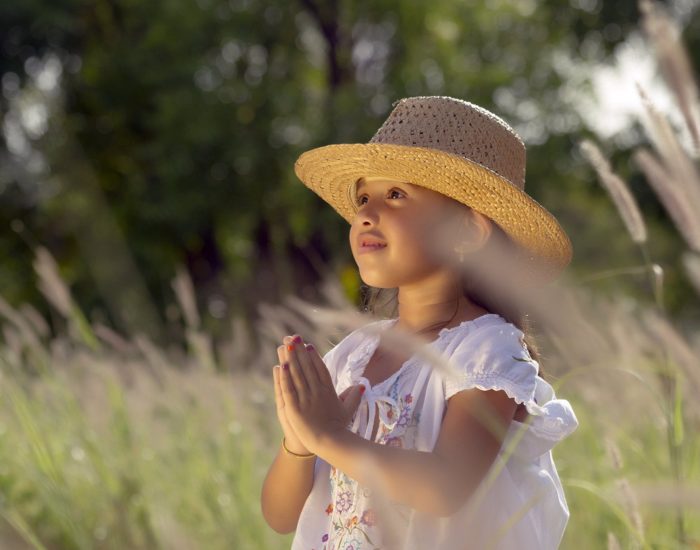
[{"xmin": 282, "ymin": 436, "xmax": 316, "ymax": 459}]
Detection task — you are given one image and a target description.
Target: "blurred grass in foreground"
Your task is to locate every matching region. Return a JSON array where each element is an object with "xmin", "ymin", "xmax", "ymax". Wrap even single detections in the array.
[
  {"xmin": 0, "ymin": 298, "xmax": 279, "ymax": 549},
  {"xmin": 1, "ymin": 245, "xmax": 700, "ymax": 548}
]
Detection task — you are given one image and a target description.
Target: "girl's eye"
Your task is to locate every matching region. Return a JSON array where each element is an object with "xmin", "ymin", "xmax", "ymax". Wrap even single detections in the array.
[{"xmin": 357, "ymin": 189, "xmax": 405, "ymax": 205}]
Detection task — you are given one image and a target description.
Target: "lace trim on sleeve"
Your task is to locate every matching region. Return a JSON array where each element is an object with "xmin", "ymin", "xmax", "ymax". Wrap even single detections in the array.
[{"xmin": 444, "ymin": 373, "xmax": 547, "ymax": 417}]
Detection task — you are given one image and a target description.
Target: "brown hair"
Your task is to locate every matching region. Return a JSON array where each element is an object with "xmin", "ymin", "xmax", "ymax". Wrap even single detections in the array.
[{"xmin": 357, "ymin": 205, "xmax": 548, "ymax": 382}]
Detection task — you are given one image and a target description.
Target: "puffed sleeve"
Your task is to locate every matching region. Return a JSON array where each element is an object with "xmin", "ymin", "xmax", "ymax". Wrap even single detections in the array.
[{"xmin": 443, "ymin": 322, "xmax": 545, "ymax": 416}]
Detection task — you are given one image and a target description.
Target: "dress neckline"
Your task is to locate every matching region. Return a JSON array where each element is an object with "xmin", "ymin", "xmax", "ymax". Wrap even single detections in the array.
[
  {"xmin": 356, "ymin": 312, "xmax": 502, "ymax": 390},
  {"xmin": 387, "ymin": 312, "xmax": 502, "ymax": 340}
]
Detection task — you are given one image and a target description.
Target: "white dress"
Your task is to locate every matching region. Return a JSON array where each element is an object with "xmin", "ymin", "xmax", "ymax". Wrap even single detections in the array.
[{"xmin": 290, "ymin": 313, "xmax": 578, "ymax": 550}]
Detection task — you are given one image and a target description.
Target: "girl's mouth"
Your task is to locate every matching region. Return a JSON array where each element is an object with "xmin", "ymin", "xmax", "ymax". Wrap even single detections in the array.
[{"xmin": 358, "ymin": 243, "xmax": 387, "ymax": 254}]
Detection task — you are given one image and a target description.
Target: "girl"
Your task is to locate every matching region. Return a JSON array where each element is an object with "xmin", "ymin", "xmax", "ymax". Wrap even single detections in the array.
[{"xmin": 261, "ymin": 96, "xmax": 579, "ymax": 550}]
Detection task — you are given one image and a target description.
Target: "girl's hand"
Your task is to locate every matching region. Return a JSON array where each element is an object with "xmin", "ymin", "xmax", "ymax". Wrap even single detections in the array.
[
  {"xmin": 273, "ymin": 335, "xmax": 313, "ymax": 455},
  {"xmin": 278, "ymin": 334, "xmax": 365, "ymax": 454}
]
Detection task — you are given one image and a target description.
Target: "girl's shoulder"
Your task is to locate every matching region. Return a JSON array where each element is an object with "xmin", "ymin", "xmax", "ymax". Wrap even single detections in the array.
[
  {"xmin": 440, "ymin": 314, "xmax": 541, "ymax": 401},
  {"xmin": 448, "ymin": 315, "xmax": 535, "ymax": 369},
  {"xmin": 439, "ymin": 313, "xmax": 520, "ymax": 353}
]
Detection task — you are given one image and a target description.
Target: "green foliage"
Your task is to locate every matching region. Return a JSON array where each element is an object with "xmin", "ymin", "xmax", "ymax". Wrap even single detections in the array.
[{"xmin": 2, "ymin": 0, "xmax": 698, "ymax": 339}]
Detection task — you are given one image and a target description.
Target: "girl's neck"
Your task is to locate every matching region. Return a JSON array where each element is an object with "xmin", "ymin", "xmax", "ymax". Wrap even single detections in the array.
[{"xmin": 395, "ymin": 296, "xmax": 489, "ymax": 336}]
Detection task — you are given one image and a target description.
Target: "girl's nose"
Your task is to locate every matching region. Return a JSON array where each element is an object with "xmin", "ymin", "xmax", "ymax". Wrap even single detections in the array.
[
  {"xmin": 356, "ymin": 202, "xmax": 380, "ymax": 224},
  {"xmin": 357, "ymin": 213, "xmax": 379, "ymax": 229}
]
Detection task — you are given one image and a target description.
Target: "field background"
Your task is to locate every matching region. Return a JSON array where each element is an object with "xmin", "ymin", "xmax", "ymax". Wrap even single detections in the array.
[{"xmin": 2, "ymin": 0, "xmax": 700, "ymax": 548}]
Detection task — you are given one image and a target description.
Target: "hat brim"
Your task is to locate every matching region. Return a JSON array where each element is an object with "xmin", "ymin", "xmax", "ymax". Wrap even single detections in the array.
[{"xmin": 294, "ymin": 142, "xmax": 573, "ymax": 285}]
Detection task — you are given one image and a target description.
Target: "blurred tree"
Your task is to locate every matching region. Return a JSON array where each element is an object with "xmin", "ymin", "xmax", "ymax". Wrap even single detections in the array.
[{"xmin": 0, "ymin": 0, "xmax": 697, "ymax": 344}]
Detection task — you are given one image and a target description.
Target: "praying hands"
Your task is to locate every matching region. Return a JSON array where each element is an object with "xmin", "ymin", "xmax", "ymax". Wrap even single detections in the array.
[{"xmin": 273, "ymin": 334, "xmax": 364, "ymax": 455}]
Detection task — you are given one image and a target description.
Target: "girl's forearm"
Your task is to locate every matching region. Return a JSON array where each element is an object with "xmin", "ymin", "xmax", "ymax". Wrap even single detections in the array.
[
  {"xmin": 316, "ymin": 429, "xmax": 463, "ymax": 517},
  {"xmin": 260, "ymin": 443, "xmax": 316, "ymax": 534}
]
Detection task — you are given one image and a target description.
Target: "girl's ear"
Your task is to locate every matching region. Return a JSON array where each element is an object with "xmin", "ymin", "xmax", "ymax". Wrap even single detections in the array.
[{"xmin": 462, "ymin": 209, "xmax": 493, "ymax": 252}]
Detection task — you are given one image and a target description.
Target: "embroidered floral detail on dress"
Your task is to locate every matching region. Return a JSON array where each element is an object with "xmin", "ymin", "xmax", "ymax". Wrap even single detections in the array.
[
  {"xmin": 327, "ymin": 468, "xmax": 380, "ymax": 549},
  {"xmin": 336, "ymin": 490, "xmax": 353, "ymax": 514},
  {"xmin": 360, "ymin": 509, "xmax": 376, "ymax": 526},
  {"xmin": 375, "ymin": 391, "xmax": 420, "ymax": 448},
  {"xmin": 396, "ymin": 394, "xmax": 414, "ymax": 428},
  {"xmin": 320, "ymin": 320, "xmax": 431, "ymax": 549}
]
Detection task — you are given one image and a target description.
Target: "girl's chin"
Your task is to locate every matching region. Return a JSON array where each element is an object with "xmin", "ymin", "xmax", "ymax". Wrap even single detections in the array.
[{"xmin": 358, "ymin": 272, "xmax": 398, "ymax": 289}]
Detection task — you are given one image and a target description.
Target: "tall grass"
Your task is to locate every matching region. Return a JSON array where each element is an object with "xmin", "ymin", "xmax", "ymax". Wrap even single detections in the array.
[
  {"xmin": 0, "ymin": 259, "xmax": 283, "ymax": 549},
  {"xmin": 4, "ymin": 248, "xmax": 700, "ymax": 548},
  {"xmin": 566, "ymin": 1, "xmax": 700, "ymax": 547}
]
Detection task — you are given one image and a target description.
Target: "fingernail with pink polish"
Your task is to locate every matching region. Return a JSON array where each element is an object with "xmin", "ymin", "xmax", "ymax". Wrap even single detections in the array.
[{"xmin": 282, "ymin": 362, "xmax": 289, "ymax": 371}]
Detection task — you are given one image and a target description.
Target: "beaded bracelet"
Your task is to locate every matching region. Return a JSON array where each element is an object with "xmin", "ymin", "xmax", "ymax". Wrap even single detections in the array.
[{"xmin": 282, "ymin": 437, "xmax": 316, "ymax": 459}]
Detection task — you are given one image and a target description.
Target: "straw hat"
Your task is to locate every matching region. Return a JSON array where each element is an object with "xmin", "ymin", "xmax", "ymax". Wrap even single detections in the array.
[{"xmin": 294, "ymin": 95, "xmax": 573, "ymax": 286}]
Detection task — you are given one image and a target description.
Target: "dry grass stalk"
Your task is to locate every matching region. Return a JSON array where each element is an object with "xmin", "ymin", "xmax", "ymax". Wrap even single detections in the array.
[
  {"xmin": 632, "ymin": 147, "xmax": 700, "ymax": 251},
  {"xmin": 636, "ymin": 84, "xmax": 700, "ymax": 189},
  {"xmin": 607, "ymin": 532, "xmax": 622, "ymax": 550},
  {"xmin": 33, "ymin": 245, "xmax": 74, "ymax": 318},
  {"xmin": 0, "ymin": 296, "xmax": 43, "ymax": 350},
  {"xmin": 616, "ymin": 477, "xmax": 645, "ymax": 546},
  {"xmin": 639, "ymin": 307, "xmax": 700, "ymax": 405},
  {"xmin": 631, "ymin": 482, "xmax": 700, "ymax": 507},
  {"xmin": 604, "ymin": 435, "xmax": 625, "ymax": 471},
  {"xmin": 255, "ymin": 300, "xmax": 315, "ymax": 370},
  {"xmin": 650, "ymin": 263, "xmax": 664, "ymax": 303},
  {"xmin": 635, "ymin": 85, "xmax": 700, "ymax": 252},
  {"xmin": 1, "ymin": 324, "xmax": 22, "ymax": 366},
  {"xmin": 605, "ymin": 434, "xmax": 645, "ymax": 547},
  {"xmin": 0, "ymin": 296, "xmax": 49, "ymax": 373},
  {"xmin": 638, "ymin": 0, "xmax": 700, "ymax": 152},
  {"xmin": 218, "ymin": 314, "xmax": 251, "ymax": 372},
  {"xmin": 92, "ymin": 322, "xmax": 135, "ymax": 355},
  {"xmin": 133, "ymin": 334, "xmax": 169, "ymax": 384},
  {"xmin": 681, "ymin": 251, "xmax": 700, "ymax": 296},
  {"xmin": 579, "ymin": 139, "xmax": 647, "ymax": 244},
  {"xmin": 171, "ymin": 265, "xmax": 200, "ymax": 330},
  {"xmin": 279, "ymin": 296, "xmax": 370, "ymax": 337},
  {"xmin": 319, "ymin": 272, "xmax": 356, "ymax": 310},
  {"xmin": 533, "ymin": 285, "xmax": 616, "ymax": 371},
  {"xmin": 18, "ymin": 304, "xmax": 50, "ymax": 339},
  {"xmin": 185, "ymin": 329, "xmax": 217, "ymax": 371},
  {"xmin": 170, "ymin": 266, "xmax": 218, "ymax": 370}
]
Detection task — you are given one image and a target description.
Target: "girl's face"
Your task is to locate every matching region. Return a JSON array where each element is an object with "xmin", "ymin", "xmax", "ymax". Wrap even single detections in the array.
[{"xmin": 349, "ymin": 176, "xmax": 488, "ymax": 289}]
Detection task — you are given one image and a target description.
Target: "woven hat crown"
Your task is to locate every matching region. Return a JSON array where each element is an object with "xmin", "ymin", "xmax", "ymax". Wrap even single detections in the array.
[{"xmin": 370, "ymin": 96, "xmax": 526, "ymax": 191}]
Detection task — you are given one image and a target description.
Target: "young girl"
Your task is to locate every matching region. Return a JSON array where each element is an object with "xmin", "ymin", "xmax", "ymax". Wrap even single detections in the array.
[{"xmin": 261, "ymin": 96, "xmax": 579, "ymax": 550}]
